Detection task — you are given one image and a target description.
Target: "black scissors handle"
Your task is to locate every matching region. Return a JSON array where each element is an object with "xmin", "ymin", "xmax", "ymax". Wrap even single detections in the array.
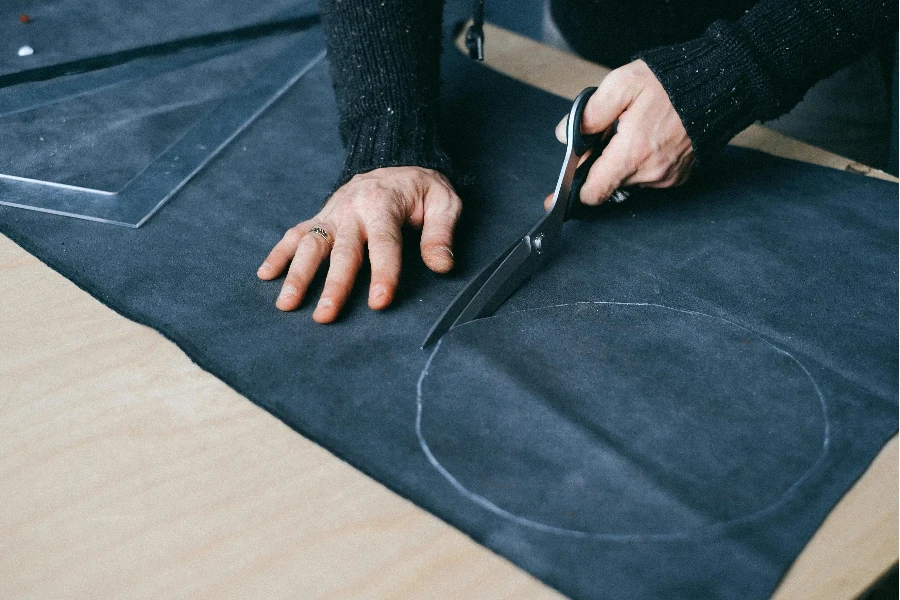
[
  {"xmin": 565, "ymin": 87, "xmax": 617, "ymax": 219},
  {"xmin": 569, "ymin": 87, "xmax": 603, "ymax": 156}
]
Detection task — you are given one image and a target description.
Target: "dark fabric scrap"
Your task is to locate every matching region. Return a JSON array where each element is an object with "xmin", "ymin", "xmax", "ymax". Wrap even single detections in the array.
[
  {"xmin": 0, "ymin": 0, "xmax": 316, "ymax": 80},
  {"xmin": 0, "ymin": 25, "xmax": 897, "ymax": 600}
]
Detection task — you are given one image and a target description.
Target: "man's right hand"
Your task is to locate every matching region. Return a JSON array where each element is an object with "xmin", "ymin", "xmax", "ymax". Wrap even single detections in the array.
[
  {"xmin": 257, "ymin": 166, "xmax": 462, "ymax": 324},
  {"xmin": 545, "ymin": 60, "xmax": 695, "ymax": 209}
]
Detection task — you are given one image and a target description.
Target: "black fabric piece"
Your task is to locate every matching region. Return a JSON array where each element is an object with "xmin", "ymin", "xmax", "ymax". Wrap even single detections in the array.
[
  {"xmin": 858, "ymin": 565, "xmax": 899, "ymax": 600},
  {"xmin": 0, "ymin": 13, "xmax": 320, "ymax": 89},
  {"xmin": 1, "ymin": 26, "xmax": 897, "ymax": 600},
  {"xmin": 0, "ymin": 0, "xmax": 316, "ymax": 79}
]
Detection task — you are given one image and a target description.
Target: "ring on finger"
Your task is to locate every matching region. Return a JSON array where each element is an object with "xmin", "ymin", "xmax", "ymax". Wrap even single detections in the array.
[{"xmin": 309, "ymin": 226, "xmax": 334, "ymax": 249}]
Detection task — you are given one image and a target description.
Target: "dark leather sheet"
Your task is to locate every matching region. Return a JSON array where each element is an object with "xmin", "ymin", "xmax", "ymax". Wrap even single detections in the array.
[
  {"xmin": 0, "ymin": 0, "xmax": 316, "ymax": 81},
  {"xmin": 1, "ymin": 17, "xmax": 897, "ymax": 600}
]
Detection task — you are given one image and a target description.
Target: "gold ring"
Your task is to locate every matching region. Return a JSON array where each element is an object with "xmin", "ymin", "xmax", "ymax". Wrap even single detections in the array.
[{"xmin": 309, "ymin": 226, "xmax": 333, "ymax": 247}]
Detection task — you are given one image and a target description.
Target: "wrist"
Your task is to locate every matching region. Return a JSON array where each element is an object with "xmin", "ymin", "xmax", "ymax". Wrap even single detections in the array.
[
  {"xmin": 335, "ymin": 108, "xmax": 452, "ymax": 190},
  {"xmin": 635, "ymin": 21, "xmax": 766, "ymax": 164}
]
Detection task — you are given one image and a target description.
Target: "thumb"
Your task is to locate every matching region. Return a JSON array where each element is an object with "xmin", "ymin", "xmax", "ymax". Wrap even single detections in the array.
[
  {"xmin": 420, "ymin": 189, "xmax": 462, "ymax": 274},
  {"xmin": 555, "ymin": 116, "xmax": 567, "ymax": 144}
]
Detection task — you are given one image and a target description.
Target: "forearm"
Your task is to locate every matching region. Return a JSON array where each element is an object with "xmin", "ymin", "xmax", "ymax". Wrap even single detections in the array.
[
  {"xmin": 319, "ymin": 0, "xmax": 451, "ymax": 187},
  {"xmin": 637, "ymin": 0, "xmax": 897, "ymax": 162}
]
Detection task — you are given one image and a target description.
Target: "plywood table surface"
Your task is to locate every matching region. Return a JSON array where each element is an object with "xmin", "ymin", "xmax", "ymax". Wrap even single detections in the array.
[{"xmin": 1, "ymin": 23, "xmax": 897, "ymax": 600}]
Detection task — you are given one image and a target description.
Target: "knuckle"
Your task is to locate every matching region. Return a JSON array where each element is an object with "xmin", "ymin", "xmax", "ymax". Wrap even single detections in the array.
[
  {"xmin": 409, "ymin": 171, "xmax": 430, "ymax": 197},
  {"xmin": 331, "ymin": 243, "xmax": 363, "ymax": 265},
  {"xmin": 367, "ymin": 207, "xmax": 403, "ymax": 232},
  {"xmin": 645, "ymin": 162, "xmax": 670, "ymax": 182},
  {"xmin": 368, "ymin": 191, "xmax": 405, "ymax": 217},
  {"xmin": 355, "ymin": 186, "xmax": 383, "ymax": 207},
  {"xmin": 370, "ymin": 229, "xmax": 402, "ymax": 247},
  {"xmin": 321, "ymin": 282, "xmax": 346, "ymax": 299},
  {"xmin": 433, "ymin": 197, "xmax": 462, "ymax": 223},
  {"xmin": 622, "ymin": 150, "xmax": 642, "ymax": 175},
  {"xmin": 298, "ymin": 232, "xmax": 325, "ymax": 254},
  {"xmin": 606, "ymin": 69, "xmax": 634, "ymax": 93},
  {"xmin": 628, "ymin": 139, "xmax": 653, "ymax": 164},
  {"xmin": 601, "ymin": 68, "xmax": 623, "ymax": 91},
  {"xmin": 284, "ymin": 273, "xmax": 304, "ymax": 290},
  {"xmin": 447, "ymin": 194, "xmax": 463, "ymax": 215},
  {"xmin": 283, "ymin": 227, "xmax": 303, "ymax": 246},
  {"xmin": 624, "ymin": 61, "xmax": 648, "ymax": 82}
]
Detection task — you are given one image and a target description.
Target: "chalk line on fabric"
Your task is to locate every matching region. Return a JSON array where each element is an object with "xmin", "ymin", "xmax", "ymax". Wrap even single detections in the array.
[{"xmin": 415, "ymin": 301, "xmax": 831, "ymax": 541}]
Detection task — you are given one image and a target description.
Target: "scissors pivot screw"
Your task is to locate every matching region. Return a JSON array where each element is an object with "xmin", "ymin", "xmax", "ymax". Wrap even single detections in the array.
[{"xmin": 532, "ymin": 234, "xmax": 544, "ymax": 253}]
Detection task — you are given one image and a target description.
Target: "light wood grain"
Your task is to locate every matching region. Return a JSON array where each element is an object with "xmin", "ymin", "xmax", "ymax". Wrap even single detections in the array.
[
  {"xmin": 771, "ymin": 439, "xmax": 898, "ymax": 600},
  {"xmin": 0, "ymin": 22, "xmax": 896, "ymax": 600},
  {"xmin": 0, "ymin": 238, "xmax": 563, "ymax": 600}
]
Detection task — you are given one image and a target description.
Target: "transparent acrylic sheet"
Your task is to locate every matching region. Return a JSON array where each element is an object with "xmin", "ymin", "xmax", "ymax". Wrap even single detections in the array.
[{"xmin": 0, "ymin": 26, "xmax": 325, "ymax": 228}]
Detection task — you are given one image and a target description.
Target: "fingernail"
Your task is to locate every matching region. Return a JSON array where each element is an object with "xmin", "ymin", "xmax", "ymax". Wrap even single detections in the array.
[
  {"xmin": 369, "ymin": 285, "xmax": 386, "ymax": 302},
  {"xmin": 316, "ymin": 297, "xmax": 333, "ymax": 310},
  {"xmin": 432, "ymin": 245, "xmax": 454, "ymax": 261},
  {"xmin": 278, "ymin": 284, "xmax": 297, "ymax": 300},
  {"xmin": 257, "ymin": 261, "xmax": 272, "ymax": 275}
]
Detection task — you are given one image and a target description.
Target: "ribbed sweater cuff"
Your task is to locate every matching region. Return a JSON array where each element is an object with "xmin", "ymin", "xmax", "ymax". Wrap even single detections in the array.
[
  {"xmin": 333, "ymin": 109, "xmax": 453, "ymax": 191},
  {"xmin": 635, "ymin": 20, "xmax": 769, "ymax": 164}
]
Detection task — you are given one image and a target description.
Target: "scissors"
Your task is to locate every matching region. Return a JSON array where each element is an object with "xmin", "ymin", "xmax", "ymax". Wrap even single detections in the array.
[{"xmin": 422, "ymin": 86, "xmax": 624, "ymax": 348}]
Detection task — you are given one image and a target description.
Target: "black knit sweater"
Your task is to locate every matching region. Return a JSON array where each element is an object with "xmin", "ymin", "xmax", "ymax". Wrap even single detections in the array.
[{"xmin": 320, "ymin": 0, "xmax": 897, "ymax": 188}]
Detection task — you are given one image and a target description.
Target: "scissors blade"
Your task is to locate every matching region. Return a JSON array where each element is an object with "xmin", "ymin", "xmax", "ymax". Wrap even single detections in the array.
[
  {"xmin": 421, "ymin": 236, "xmax": 523, "ymax": 348},
  {"xmin": 421, "ymin": 88, "xmax": 605, "ymax": 350},
  {"xmin": 452, "ymin": 236, "xmax": 536, "ymax": 322},
  {"xmin": 421, "ymin": 212, "xmax": 555, "ymax": 348}
]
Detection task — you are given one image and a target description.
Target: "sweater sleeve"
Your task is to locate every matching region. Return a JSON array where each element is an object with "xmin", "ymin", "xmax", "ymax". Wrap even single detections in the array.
[
  {"xmin": 635, "ymin": 0, "xmax": 898, "ymax": 163},
  {"xmin": 319, "ymin": 0, "xmax": 451, "ymax": 189}
]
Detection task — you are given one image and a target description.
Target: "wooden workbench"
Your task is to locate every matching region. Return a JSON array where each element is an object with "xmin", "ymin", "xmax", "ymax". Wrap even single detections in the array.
[{"xmin": 1, "ymin": 23, "xmax": 896, "ymax": 600}]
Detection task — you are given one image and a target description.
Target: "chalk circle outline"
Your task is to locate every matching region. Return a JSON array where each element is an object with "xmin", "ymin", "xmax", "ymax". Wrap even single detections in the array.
[{"xmin": 415, "ymin": 301, "xmax": 831, "ymax": 541}]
